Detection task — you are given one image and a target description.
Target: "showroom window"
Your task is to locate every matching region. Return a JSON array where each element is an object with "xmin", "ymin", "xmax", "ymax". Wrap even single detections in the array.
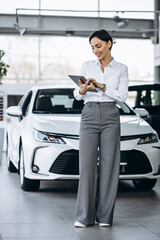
[{"xmin": 0, "ymin": 0, "xmax": 154, "ymax": 84}]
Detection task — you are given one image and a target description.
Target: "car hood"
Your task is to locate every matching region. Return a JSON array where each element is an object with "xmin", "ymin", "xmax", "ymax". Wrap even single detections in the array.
[
  {"xmin": 30, "ymin": 114, "xmax": 153, "ymax": 136},
  {"xmin": 120, "ymin": 116, "xmax": 153, "ymax": 136},
  {"xmin": 30, "ymin": 114, "xmax": 81, "ymax": 135}
]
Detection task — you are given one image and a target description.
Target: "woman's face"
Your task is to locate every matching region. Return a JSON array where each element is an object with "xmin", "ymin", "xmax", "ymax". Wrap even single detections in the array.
[{"xmin": 90, "ymin": 37, "xmax": 111, "ymax": 61}]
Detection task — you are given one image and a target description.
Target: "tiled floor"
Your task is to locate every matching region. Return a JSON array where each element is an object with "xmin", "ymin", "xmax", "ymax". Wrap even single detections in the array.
[{"xmin": 0, "ymin": 153, "xmax": 160, "ymax": 240}]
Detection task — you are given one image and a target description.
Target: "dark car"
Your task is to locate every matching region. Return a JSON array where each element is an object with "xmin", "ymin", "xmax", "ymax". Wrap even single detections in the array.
[{"xmin": 128, "ymin": 83, "xmax": 160, "ymax": 137}]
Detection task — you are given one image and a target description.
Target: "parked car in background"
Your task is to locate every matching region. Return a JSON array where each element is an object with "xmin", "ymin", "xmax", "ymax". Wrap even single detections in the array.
[
  {"xmin": 128, "ymin": 84, "xmax": 160, "ymax": 137},
  {"xmin": 6, "ymin": 85, "xmax": 160, "ymax": 191}
]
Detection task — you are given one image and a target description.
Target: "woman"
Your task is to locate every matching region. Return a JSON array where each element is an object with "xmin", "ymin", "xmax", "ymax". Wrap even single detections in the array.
[{"xmin": 73, "ymin": 29, "xmax": 128, "ymax": 227}]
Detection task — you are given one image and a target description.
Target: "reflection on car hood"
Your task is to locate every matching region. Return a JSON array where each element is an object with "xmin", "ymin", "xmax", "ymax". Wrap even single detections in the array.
[
  {"xmin": 30, "ymin": 114, "xmax": 153, "ymax": 137},
  {"xmin": 120, "ymin": 116, "xmax": 153, "ymax": 136}
]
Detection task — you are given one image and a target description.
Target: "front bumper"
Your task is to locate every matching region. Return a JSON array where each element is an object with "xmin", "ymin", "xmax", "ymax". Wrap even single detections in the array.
[
  {"xmin": 23, "ymin": 135, "xmax": 160, "ymax": 180},
  {"xmin": 21, "ymin": 127, "xmax": 160, "ymax": 180}
]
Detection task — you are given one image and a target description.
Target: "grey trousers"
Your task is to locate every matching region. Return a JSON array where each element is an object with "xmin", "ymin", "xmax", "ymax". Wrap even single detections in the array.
[{"xmin": 75, "ymin": 102, "xmax": 120, "ymax": 226}]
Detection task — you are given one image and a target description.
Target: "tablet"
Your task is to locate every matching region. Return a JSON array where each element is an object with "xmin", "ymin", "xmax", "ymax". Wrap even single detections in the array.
[{"xmin": 68, "ymin": 75, "xmax": 98, "ymax": 92}]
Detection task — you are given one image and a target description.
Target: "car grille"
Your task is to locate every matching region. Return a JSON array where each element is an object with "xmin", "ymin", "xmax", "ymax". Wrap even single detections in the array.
[
  {"xmin": 49, "ymin": 149, "xmax": 152, "ymax": 175},
  {"xmin": 49, "ymin": 150, "xmax": 79, "ymax": 175},
  {"xmin": 120, "ymin": 150, "xmax": 152, "ymax": 175}
]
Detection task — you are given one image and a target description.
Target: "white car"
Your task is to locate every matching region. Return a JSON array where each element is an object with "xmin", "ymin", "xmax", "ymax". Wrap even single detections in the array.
[{"xmin": 6, "ymin": 85, "xmax": 160, "ymax": 191}]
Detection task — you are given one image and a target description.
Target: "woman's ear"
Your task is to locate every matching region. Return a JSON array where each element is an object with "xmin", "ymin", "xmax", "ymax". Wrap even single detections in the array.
[{"xmin": 106, "ymin": 40, "xmax": 112, "ymax": 48}]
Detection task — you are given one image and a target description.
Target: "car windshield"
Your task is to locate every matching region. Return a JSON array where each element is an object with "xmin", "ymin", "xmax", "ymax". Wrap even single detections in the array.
[{"xmin": 32, "ymin": 88, "xmax": 136, "ymax": 115}]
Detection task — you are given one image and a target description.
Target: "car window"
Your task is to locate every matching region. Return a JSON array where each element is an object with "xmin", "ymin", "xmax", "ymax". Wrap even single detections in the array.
[
  {"xmin": 32, "ymin": 89, "xmax": 136, "ymax": 116},
  {"xmin": 139, "ymin": 90, "xmax": 160, "ymax": 107},
  {"xmin": 140, "ymin": 90, "xmax": 148, "ymax": 106},
  {"xmin": 150, "ymin": 90, "xmax": 160, "ymax": 106},
  {"xmin": 116, "ymin": 102, "xmax": 136, "ymax": 115},
  {"xmin": 33, "ymin": 89, "xmax": 84, "ymax": 114},
  {"xmin": 21, "ymin": 91, "xmax": 33, "ymax": 116},
  {"xmin": 126, "ymin": 91, "xmax": 138, "ymax": 108}
]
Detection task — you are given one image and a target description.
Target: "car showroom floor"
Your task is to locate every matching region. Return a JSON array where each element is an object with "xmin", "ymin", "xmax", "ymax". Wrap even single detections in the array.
[{"xmin": 0, "ymin": 153, "xmax": 160, "ymax": 240}]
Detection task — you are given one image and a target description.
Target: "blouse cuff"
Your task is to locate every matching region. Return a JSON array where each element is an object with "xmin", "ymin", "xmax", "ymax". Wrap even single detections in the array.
[{"xmin": 73, "ymin": 87, "xmax": 85, "ymax": 100}]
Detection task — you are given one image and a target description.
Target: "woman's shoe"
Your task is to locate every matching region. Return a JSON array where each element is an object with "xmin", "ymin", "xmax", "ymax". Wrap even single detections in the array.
[
  {"xmin": 99, "ymin": 223, "xmax": 110, "ymax": 227},
  {"xmin": 74, "ymin": 221, "xmax": 86, "ymax": 227}
]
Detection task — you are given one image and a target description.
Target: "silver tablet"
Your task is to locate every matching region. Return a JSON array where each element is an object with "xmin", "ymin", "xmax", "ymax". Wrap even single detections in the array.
[{"xmin": 68, "ymin": 75, "xmax": 98, "ymax": 92}]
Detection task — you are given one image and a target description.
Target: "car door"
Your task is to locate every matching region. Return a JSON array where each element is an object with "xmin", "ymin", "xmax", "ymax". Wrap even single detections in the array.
[{"xmin": 9, "ymin": 91, "xmax": 33, "ymax": 164}]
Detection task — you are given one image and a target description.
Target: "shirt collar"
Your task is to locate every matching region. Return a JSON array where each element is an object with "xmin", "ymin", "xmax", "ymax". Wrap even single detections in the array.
[{"xmin": 95, "ymin": 57, "xmax": 117, "ymax": 69}]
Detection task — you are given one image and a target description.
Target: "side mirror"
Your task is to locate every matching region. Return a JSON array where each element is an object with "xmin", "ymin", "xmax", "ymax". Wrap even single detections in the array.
[
  {"xmin": 134, "ymin": 108, "xmax": 149, "ymax": 118},
  {"xmin": 6, "ymin": 106, "xmax": 22, "ymax": 117}
]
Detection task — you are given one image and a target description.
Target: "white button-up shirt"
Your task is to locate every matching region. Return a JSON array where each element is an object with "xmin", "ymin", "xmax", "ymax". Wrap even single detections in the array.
[{"xmin": 74, "ymin": 58, "xmax": 128, "ymax": 103}]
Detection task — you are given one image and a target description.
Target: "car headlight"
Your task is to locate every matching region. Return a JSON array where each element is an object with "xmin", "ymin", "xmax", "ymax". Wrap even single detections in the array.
[
  {"xmin": 138, "ymin": 132, "xmax": 159, "ymax": 145},
  {"xmin": 33, "ymin": 129, "xmax": 66, "ymax": 144}
]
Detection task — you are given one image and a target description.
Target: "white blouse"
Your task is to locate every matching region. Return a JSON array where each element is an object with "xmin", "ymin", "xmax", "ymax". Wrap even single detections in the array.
[{"xmin": 74, "ymin": 58, "xmax": 128, "ymax": 103}]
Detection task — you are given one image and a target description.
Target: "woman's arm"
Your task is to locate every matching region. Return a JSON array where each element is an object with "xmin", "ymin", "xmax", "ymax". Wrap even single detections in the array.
[
  {"xmin": 73, "ymin": 62, "xmax": 95, "ymax": 100},
  {"xmin": 104, "ymin": 65, "xmax": 128, "ymax": 102},
  {"xmin": 87, "ymin": 65, "xmax": 128, "ymax": 102}
]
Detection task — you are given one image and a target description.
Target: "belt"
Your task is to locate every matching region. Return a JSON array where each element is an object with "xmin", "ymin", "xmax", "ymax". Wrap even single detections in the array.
[{"xmin": 85, "ymin": 101, "xmax": 115, "ymax": 107}]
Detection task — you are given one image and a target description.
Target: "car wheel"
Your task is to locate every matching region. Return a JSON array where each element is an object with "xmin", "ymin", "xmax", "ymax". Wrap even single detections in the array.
[
  {"xmin": 6, "ymin": 139, "xmax": 17, "ymax": 173},
  {"xmin": 19, "ymin": 146, "xmax": 40, "ymax": 191},
  {"xmin": 132, "ymin": 179, "xmax": 157, "ymax": 190}
]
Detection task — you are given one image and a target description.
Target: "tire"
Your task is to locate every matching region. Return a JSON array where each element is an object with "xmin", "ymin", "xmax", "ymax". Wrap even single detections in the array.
[
  {"xmin": 6, "ymin": 138, "xmax": 17, "ymax": 173},
  {"xmin": 132, "ymin": 179, "xmax": 157, "ymax": 190},
  {"xmin": 19, "ymin": 146, "xmax": 40, "ymax": 191}
]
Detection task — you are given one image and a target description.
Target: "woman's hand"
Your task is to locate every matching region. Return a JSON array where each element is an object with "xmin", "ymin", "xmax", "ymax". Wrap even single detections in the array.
[
  {"xmin": 87, "ymin": 78, "xmax": 106, "ymax": 92},
  {"xmin": 79, "ymin": 79, "xmax": 95, "ymax": 95}
]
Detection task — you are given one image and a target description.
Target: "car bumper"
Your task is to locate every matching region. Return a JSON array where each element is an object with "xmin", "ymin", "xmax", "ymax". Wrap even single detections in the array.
[{"xmin": 23, "ymin": 135, "xmax": 160, "ymax": 181}]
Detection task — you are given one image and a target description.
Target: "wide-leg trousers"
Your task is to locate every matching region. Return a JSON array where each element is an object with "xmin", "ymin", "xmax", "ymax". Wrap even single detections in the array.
[{"xmin": 75, "ymin": 101, "xmax": 120, "ymax": 226}]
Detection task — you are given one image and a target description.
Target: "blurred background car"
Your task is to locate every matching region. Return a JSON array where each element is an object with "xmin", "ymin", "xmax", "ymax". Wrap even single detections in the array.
[{"xmin": 128, "ymin": 83, "xmax": 160, "ymax": 137}]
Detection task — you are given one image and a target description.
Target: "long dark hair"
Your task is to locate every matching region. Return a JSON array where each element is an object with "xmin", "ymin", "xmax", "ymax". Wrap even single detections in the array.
[{"xmin": 89, "ymin": 29, "xmax": 113, "ymax": 50}]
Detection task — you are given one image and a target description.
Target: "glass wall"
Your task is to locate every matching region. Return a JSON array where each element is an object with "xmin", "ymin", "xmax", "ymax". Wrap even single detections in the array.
[
  {"xmin": 1, "ymin": 35, "xmax": 154, "ymax": 84},
  {"xmin": 0, "ymin": 0, "xmax": 154, "ymax": 84}
]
